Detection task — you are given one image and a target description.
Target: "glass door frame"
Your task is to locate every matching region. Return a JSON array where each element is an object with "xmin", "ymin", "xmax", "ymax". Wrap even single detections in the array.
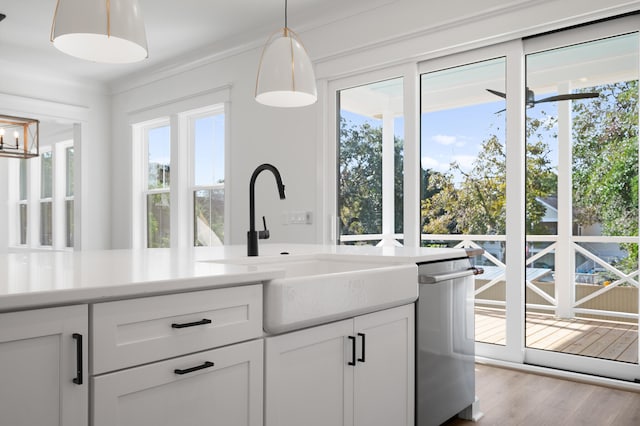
[
  {"xmin": 417, "ymin": 15, "xmax": 640, "ymax": 381},
  {"xmin": 418, "ymin": 40, "xmax": 528, "ymax": 364},
  {"xmin": 522, "ymin": 15, "xmax": 640, "ymax": 381},
  {"xmin": 323, "ymin": 64, "xmax": 421, "ymax": 247}
]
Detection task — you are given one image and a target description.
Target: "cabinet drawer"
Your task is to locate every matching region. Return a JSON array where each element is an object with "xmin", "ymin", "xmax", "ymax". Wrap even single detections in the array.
[
  {"xmin": 93, "ymin": 339, "xmax": 263, "ymax": 426},
  {"xmin": 92, "ymin": 285, "xmax": 262, "ymax": 374}
]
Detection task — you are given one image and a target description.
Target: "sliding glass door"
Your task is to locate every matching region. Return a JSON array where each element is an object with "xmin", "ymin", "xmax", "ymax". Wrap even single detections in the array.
[
  {"xmin": 523, "ymin": 25, "xmax": 639, "ymax": 379},
  {"xmin": 418, "ymin": 17, "xmax": 640, "ymax": 380},
  {"xmin": 420, "ymin": 56, "xmax": 508, "ymax": 346}
]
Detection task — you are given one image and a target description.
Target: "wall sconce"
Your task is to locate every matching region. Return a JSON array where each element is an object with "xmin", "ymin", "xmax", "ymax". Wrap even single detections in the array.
[{"xmin": 0, "ymin": 115, "xmax": 39, "ymax": 159}]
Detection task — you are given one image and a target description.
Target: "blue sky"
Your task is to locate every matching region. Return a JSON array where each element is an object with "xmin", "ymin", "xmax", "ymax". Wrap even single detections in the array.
[
  {"xmin": 342, "ymin": 100, "xmax": 508, "ymax": 185},
  {"xmin": 147, "ymin": 114, "xmax": 225, "ymax": 186},
  {"xmin": 342, "ymin": 95, "xmax": 564, "ymax": 187},
  {"xmin": 421, "ymin": 100, "xmax": 507, "ymax": 183}
]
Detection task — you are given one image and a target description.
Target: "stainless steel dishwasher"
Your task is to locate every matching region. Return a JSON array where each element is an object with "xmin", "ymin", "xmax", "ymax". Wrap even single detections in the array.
[{"xmin": 416, "ymin": 251, "xmax": 483, "ymax": 426}]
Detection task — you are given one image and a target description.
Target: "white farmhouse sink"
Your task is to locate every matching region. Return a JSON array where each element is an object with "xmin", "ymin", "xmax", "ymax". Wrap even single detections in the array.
[{"xmin": 211, "ymin": 255, "xmax": 418, "ymax": 334}]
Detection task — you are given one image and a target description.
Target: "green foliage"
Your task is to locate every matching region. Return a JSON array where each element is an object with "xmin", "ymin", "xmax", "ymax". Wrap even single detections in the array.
[
  {"xmin": 194, "ymin": 189, "xmax": 225, "ymax": 246},
  {"xmin": 147, "ymin": 193, "xmax": 170, "ymax": 248},
  {"xmin": 572, "ymin": 81, "xmax": 639, "ymax": 271},
  {"xmin": 572, "ymin": 81, "xmax": 639, "ymax": 236},
  {"xmin": 338, "ymin": 117, "xmax": 403, "ymax": 239},
  {"xmin": 421, "ymin": 80, "xmax": 637, "ymax": 263},
  {"xmin": 421, "ymin": 118, "xmax": 557, "ymax": 235},
  {"xmin": 340, "ymin": 80, "xmax": 638, "ymax": 273}
]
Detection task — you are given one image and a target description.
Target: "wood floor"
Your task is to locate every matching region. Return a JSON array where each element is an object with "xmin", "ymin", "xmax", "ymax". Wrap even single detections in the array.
[
  {"xmin": 475, "ymin": 307, "xmax": 638, "ymax": 363},
  {"xmin": 443, "ymin": 364, "xmax": 640, "ymax": 426}
]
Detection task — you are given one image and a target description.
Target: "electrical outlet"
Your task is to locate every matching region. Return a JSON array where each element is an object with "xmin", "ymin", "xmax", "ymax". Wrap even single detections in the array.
[{"xmin": 283, "ymin": 210, "xmax": 313, "ymax": 225}]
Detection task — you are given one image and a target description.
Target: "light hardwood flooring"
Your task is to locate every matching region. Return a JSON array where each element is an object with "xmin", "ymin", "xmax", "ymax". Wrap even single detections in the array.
[
  {"xmin": 475, "ymin": 307, "xmax": 638, "ymax": 363},
  {"xmin": 443, "ymin": 364, "xmax": 640, "ymax": 426}
]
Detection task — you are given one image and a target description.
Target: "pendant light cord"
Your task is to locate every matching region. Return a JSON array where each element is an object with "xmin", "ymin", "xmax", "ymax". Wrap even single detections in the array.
[
  {"xmin": 107, "ymin": 0, "xmax": 111, "ymax": 37},
  {"xmin": 284, "ymin": 0, "xmax": 288, "ymax": 28}
]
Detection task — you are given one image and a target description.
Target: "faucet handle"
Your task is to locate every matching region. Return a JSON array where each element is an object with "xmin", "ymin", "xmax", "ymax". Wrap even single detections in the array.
[{"xmin": 258, "ymin": 216, "xmax": 270, "ymax": 240}]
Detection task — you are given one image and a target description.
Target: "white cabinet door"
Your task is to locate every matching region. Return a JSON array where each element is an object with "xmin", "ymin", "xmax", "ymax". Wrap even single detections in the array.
[
  {"xmin": 353, "ymin": 304, "xmax": 415, "ymax": 426},
  {"xmin": 265, "ymin": 304, "xmax": 415, "ymax": 426},
  {"xmin": 265, "ymin": 319, "xmax": 355, "ymax": 426},
  {"xmin": 0, "ymin": 305, "xmax": 88, "ymax": 426},
  {"xmin": 93, "ymin": 339, "xmax": 263, "ymax": 426}
]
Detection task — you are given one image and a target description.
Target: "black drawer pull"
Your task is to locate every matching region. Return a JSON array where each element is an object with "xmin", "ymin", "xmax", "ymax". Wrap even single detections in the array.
[
  {"xmin": 72, "ymin": 333, "xmax": 83, "ymax": 385},
  {"xmin": 174, "ymin": 361, "xmax": 215, "ymax": 375},
  {"xmin": 357, "ymin": 332, "xmax": 366, "ymax": 363},
  {"xmin": 171, "ymin": 318, "xmax": 212, "ymax": 329},
  {"xmin": 348, "ymin": 335, "xmax": 356, "ymax": 366}
]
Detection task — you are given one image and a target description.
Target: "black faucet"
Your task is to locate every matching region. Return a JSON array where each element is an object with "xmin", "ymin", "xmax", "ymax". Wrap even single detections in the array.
[{"xmin": 248, "ymin": 163, "xmax": 286, "ymax": 256}]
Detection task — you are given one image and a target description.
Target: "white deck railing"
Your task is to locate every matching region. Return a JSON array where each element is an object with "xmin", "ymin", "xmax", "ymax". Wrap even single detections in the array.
[{"xmin": 340, "ymin": 233, "xmax": 639, "ymax": 321}]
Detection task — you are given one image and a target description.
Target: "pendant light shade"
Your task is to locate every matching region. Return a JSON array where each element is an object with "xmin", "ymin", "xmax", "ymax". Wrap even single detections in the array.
[
  {"xmin": 51, "ymin": 0, "xmax": 148, "ymax": 64},
  {"xmin": 255, "ymin": 2, "xmax": 317, "ymax": 107}
]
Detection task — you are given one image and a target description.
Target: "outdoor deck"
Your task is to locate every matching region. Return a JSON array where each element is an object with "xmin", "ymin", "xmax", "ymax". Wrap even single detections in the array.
[{"xmin": 475, "ymin": 307, "xmax": 639, "ymax": 363}]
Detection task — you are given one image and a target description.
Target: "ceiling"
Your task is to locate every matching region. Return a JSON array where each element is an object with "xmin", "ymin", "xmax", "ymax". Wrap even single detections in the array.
[{"xmin": 0, "ymin": 0, "xmax": 389, "ymax": 85}]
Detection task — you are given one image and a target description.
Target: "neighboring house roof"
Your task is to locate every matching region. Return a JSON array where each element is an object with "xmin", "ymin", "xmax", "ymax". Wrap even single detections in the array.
[{"xmin": 536, "ymin": 196, "xmax": 558, "ymax": 223}]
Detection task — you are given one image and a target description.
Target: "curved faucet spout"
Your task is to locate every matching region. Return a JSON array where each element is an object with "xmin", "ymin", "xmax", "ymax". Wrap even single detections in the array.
[{"xmin": 248, "ymin": 163, "xmax": 286, "ymax": 256}]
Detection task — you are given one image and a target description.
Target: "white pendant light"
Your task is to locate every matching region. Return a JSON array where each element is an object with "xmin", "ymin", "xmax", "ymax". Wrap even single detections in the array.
[
  {"xmin": 255, "ymin": 0, "xmax": 317, "ymax": 107},
  {"xmin": 51, "ymin": 0, "xmax": 148, "ymax": 64}
]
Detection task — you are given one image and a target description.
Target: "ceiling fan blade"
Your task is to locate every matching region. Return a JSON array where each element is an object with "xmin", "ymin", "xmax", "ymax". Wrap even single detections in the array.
[
  {"xmin": 534, "ymin": 92, "xmax": 599, "ymax": 104},
  {"xmin": 486, "ymin": 89, "xmax": 506, "ymax": 99}
]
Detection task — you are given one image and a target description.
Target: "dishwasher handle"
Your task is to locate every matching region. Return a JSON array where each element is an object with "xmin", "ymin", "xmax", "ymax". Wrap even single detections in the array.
[{"xmin": 419, "ymin": 266, "xmax": 484, "ymax": 284}]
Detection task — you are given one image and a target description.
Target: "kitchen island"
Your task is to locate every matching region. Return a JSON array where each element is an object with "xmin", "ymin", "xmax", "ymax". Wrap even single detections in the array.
[{"xmin": 0, "ymin": 244, "xmax": 469, "ymax": 426}]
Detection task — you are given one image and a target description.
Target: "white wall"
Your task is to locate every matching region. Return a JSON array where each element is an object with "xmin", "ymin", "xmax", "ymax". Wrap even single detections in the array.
[
  {"xmin": 110, "ymin": 48, "xmax": 320, "ymax": 248},
  {"xmin": 111, "ymin": 0, "xmax": 638, "ymax": 248},
  {"xmin": 2, "ymin": 0, "xmax": 632, "ymax": 250}
]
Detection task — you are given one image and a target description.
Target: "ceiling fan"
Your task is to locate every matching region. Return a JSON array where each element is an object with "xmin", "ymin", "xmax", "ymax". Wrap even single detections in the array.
[{"xmin": 487, "ymin": 87, "xmax": 599, "ymax": 113}]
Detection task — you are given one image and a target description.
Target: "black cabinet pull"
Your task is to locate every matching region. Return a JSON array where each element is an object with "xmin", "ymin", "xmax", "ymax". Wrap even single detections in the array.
[
  {"xmin": 171, "ymin": 318, "xmax": 212, "ymax": 329},
  {"xmin": 72, "ymin": 333, "xmax": 83, "ymax": 385},
  {"xmin": 174, "ymin": 361, "xmax": 215, "ymax": 375},
  {"xmin": 348, "ymin": 335, "xmax": 356, "ymax": 366},
  {"xmin": 357, "ymin": 333, "xmax": 366, "ymax": 363}
]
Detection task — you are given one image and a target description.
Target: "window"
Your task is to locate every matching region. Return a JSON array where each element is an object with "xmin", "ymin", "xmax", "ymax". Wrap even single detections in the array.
[
  {"xmin": 336, "ymin": 77, "xmax": 404, "ymax": 246},
  {"xmin": 132, "ymin": 101, "xmax": 227, "ymax": 249},
  {"xmin": 65, "ymin": 146, "xmax": 74, "ymax": 247},
  {"xmin": 11, "ymin": 139, "xmax": 74, "ymax": 249},
  {"xmin": 145, "ymin": 123, "xmax": 171, "ymax": 248},
  {"xmin": 18, "ymin": 159, "xmax": 27, "ymax": 245},
  {"xmin": 39, "ymin": 150, "xmax": 53, "ymax": 246},
  {"xmin": 192, "ymin": 110, "xmax": 225, "ymax": 246}
]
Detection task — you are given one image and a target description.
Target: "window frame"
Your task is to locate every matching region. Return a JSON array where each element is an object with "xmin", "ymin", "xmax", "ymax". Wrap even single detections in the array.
[
  {"xmin": 63, "ymin": 144, "xmax": 74, "ymax": 248},
  {"xmin": 186, "ymin": 105, "xmax": 226, "ymax": 247},
  {"xmin": 324, "ymin": 64, "xmax": 420, "ymax": 247},
  {"xmin": 130, "ymin": 88, "xmax": 230, "ymax": 249},
  {"xmin": 134, "ymin": 117, "xmax": 172, "ymax": 249},
  {"xmin": 8, "ymin": 139, "xmax": 74, "ymax": 250}
]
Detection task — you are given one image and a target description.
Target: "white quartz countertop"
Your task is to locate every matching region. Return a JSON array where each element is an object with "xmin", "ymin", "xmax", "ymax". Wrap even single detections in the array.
[{"xmin": 0, "ymin": 244, "xmax": 469, "ymax": 312}]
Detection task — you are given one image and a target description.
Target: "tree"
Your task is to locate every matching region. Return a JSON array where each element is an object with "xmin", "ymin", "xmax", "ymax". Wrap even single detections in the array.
[
  {"xmin": 421, "ymin": 117, "xmax": 557, "ymax": 235},
  {"xmin": 338, "ymin": 117, "xmax": 403, "ymax": 239},
  {"xmin": 572, "ymin": 81, "xmax": 638, "ymax": 235},
  {"xmin": 572, "ymin": 81, "xmax": 639, "ymax": 272}
]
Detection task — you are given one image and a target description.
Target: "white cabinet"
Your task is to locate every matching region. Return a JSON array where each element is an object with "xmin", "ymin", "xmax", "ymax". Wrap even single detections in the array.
[
  {"xmin": 93, "ymin": 339, "xmax": 263, "ymax": 426},
  {"xmin": 0, "ymin": 305, "xmax": 88, "ymax": 426},
  {"xmin": 91, "ymin": 284, "xmax": 264, "ymax": 426},
  {"xmin": 265, "ymin": 304, "xmax": 414, "ymax": 426},
  {"xmin": 353, "ymin": 305, "xmax": 415, "ymax": 426},
  {"xmin": 92, "ymin": 285, "xmax": 263, "ymax": 374}
]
